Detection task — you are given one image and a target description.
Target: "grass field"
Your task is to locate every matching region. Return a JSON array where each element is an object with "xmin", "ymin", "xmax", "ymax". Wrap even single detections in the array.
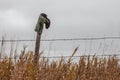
[{"xmin": 0, "ymin": 46, "xmax": 120, "ymax": 80}]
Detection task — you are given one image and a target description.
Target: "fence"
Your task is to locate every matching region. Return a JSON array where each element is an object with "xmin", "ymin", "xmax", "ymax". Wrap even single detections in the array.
[
  {"xmin": 0, "ymin": 37, "xmax": 120, "ymax": 42},
  {"xmin": 0, "ymin": 36, "xmax": 120, "ymax": 58}
]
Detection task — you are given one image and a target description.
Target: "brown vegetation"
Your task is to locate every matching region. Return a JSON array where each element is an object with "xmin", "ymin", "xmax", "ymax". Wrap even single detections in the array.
[{"xmin": 0, "ymin": 47, "xmax": 120, "ymax": 80}]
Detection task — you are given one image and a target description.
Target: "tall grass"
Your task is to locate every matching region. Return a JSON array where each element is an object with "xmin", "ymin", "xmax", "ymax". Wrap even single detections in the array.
[{"xmin": 0, "ymin": 46, "xmax": 120, "ymax": 80}]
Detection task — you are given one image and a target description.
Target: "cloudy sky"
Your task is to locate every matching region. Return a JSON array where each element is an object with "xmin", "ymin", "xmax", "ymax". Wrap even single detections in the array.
[{"xmin": 0, "ymin": 0, "xmax": 120, "ymax": 56}]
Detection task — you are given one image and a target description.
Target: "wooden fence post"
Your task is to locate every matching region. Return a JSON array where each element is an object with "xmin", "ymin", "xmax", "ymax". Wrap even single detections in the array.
[
  {"xmin": 34, "ymin": 13, "xmax": 50, "ymax": 64},
  {"xmin": 35, "ymin": 32, "xmax": 41, "ymax": 56},
  {"xmin": 34, "ymin": 32, "xmax": 41, "ymax": 64}
]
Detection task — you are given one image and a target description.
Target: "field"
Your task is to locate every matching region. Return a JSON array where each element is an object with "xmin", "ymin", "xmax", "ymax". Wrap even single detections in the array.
[{"xmin": 0, "ymin": 47, "xmax": 120, "ymax": 80}]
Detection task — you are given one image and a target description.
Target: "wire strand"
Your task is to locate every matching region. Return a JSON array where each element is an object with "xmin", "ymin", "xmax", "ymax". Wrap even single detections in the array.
[{"xmin": 0, "ymin": 37, "xmax": 120, "ymax": 42}]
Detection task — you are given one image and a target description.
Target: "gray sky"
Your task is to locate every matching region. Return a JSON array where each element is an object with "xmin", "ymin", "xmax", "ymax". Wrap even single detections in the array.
[
  {"xmin": 0, "ymin": 0, "xmax": 120, "ymax": 56},
  {"xmin": 0, "ymin": 0, "xmax": 120, "ymax": 38}
]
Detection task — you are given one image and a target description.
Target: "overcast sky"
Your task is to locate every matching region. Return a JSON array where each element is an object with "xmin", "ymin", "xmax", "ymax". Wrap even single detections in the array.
[
  {"xmin": 0, "ymin": 0, "xmax": 120, "ymax": 56},
  {"xmin": 0, "ymin": 0, "xmax": 120, "ymax": 39}
]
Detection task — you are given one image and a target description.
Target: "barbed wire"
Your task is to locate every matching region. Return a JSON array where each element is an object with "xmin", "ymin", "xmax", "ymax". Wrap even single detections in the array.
[
  {"xmin": 0, "ymin": 54, "xmax": 120, "ymax": 59},
  {"xmin": 41, "ymin": 54, "xmax": 120, "ymax": 58},
  {"xmin": 0, "ymin": 37, "xmax": 120, "ymax": 42}
]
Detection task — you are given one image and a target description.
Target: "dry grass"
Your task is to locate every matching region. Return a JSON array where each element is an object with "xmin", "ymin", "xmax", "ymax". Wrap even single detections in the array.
[{"xmin": 0, "ymin": 47, "xmax": 120, "ymax": 80}]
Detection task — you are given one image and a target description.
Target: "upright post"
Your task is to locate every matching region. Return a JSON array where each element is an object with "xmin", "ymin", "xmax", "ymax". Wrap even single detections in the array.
[
  {"xmin": 34, "ymin": 32, "xmax": 41, "ymax": 64},
  {"xmin": 34, "ymin": 13, "xmax": 50, "ymax": 64},
  {"xmin": 35, "ymin": 32, "xmax": 41, "ymax": 56}
]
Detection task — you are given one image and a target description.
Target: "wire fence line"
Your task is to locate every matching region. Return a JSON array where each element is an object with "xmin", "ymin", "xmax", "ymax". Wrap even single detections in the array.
[
  {"xmin": 0, "ymin": 37, "xmax": 120, "ymax": 42},
  {"xmin": 0, "ymin": 54, "xmax": 120, "ymax": 59},
  {"xmin": 41, "ymin": 54, "xmax": 120, "ymax": 58},
  {"xmin": 0, "ymin": 36, "xmax": 119, "ymax": 59}
]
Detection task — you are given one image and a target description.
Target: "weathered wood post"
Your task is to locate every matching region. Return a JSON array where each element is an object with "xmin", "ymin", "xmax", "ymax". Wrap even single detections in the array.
[
  {"xmin": 35, "ymin": 32, "xmax": 41, "ymax": 56},
  {"xmin": 34, "ymin": 13, "xmax": 50, "ymax": 64}
]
